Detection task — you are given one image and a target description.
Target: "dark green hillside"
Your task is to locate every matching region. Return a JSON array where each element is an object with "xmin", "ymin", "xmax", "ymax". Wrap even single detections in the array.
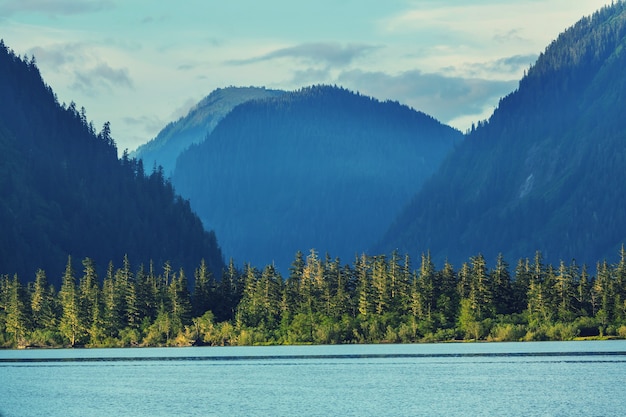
[
  {"xmin": 173, "ymin": 85, "xmax": 461, "ymax": 271},
  {"xmin": 0, "ymin": 41, "xmax": 224, "ymax": 284},
  {"xmin": 133, "ymin": 87, "xmax": 285, "ymax": 175},
  {"xmin": 379, "ymin": 2, "xmax": 626, "ymax": 266}
]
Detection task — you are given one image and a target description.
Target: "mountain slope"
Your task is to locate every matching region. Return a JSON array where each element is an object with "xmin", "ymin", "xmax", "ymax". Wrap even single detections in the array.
[
  {"xmin": 133, "ymin": 87, "xmax": 285, "ymax": 175},
  {"xmin": 0, "ymin": 41, "xmax": 224, "ymax": 284},
  {"xmin": 172, "ymin": 85, "xmax": 462, "ymax": 270},
  {"xmin": 379, "ymin": 2, "xmax": 626, "ymax": 266}
]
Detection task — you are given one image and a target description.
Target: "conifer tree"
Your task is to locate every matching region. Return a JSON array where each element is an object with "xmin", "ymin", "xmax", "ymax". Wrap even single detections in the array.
[
  {"xmin": 193, "ymin": 259, "xmax": 214, "ymax": 317},
  {"xmin": 59, "ymin": 256, "xmax": 84, "ymax": 346},
  {"xmin": 355, "ymin": 254, "xmax": 373, "ymax": 317},
  {"xmin": 5, "ymin": 275, "xmax": 29, "ymax": 347},
  {"xmin": 491, "ymin": 253, "xmax": 513, "ymax": 315},
  {"xmin": 30, "ymin": 269, "xmax": 56, "ymax": 330},
  {"xmin": 169, "ymin": 268, "xmax": 192, "ymax": 326},
  {"xmin": 79, "ymin": 258, "xmax": 99, "ymax": 333}
]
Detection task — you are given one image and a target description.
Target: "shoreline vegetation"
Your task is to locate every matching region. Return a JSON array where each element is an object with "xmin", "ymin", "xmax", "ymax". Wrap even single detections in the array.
[{"xmin": 2, "ymin": 248, "xmax": 626, "ymax": 349}]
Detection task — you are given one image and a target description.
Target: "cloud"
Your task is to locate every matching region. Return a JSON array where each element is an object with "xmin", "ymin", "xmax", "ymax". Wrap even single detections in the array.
[
  {"xmin": 0, "ymin": 0, "xmax": 114, "ymax": 17},
  {"xmin": 337, "ymin": 69, "xmax": 517, "ymax": 126},
  {"xmin": 290, "ymin": 67, "xmax": 333, "ymax": 86},
  {"xmin": 123, "ymin": 114, "xmax": 165, "ymax": 135},
  {"xmin": 27, "ymin": 44, "xmax": 80, "ymax": 68},
  {"xmin": 72, "ymin": 62, "xmax": 133, "ymax": 95},
  {"xmin": 486, "ymin": 54, "xmax": 537, "ymax": 73},
  {"xmin": 228, "ymin": 42, "xmax": 381, "ymax": 67},
  {"xmin": 443, "ymin": 54, "xmax": 538, "ymax": 78}
]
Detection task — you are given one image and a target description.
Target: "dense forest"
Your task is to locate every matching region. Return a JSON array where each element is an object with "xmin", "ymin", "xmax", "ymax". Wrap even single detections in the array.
[
  {"xmin": 173, "ymin": 85, "xmax": 461, "ymax": 271},
  {"xmin": 380, "ymin": 1, "xmax": 626, "ymax": 267},
  {"xmin": 0, "ymin": 40, "xmax": 224, "ymax": 284},
  {"xmin": 133, "ymin": 86, "xmax": 285, "ymax": 175},
  {"xmin": 2, "ymin": 248, "xmax": 626, "ymax": 348}
]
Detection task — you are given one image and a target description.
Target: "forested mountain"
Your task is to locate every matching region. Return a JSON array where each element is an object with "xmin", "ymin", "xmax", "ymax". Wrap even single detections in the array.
[
  {"xmin": 172, "ymin": 85, "xmax": 462, "ymax": 271},
  {"xmin": 132, "ymin": 87, "xmax": 285, "ymax": 175},
  {"xmin": 0, "ymin": 41, "xmax": 224, "ymax": 285},
  {"xmin": 379, "ymin": 2, "xmax": 626, "ymax": 267}
]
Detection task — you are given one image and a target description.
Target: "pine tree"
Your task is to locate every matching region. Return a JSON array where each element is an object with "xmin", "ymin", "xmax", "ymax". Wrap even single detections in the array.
[
  {"xmin": 59, "ymin": 256, "xmax": 84, "ymax": 346},
  {"xmin": 468, "ymin": 254, "xmax": 493, "ymax": 320},
  {"xmin": 193, "ymin": 258, "xmax": 214, "ymax": 317},
  {"xmin": 30, "ymin": 269, "xmax": 56, "ymax": 330},
  {"xmin": 554, "ymin": 260, "xmax": 576, "ymax": 321},
  {"xmin": 371, "ymin": 255, "xmax": 390, "ymax": 315},
  {"xmin": 5, "ymin": 275, "xmax": 29, "ymax": 347},
  {"xmin": 169, "ymin": 268, "xmax": 192, "ymax": 326},
  {"xmin": 438, "ymin": 260, "xmax": 458, "ymax": 326},
  {"xmin": 79, "ymin": 258, "xmax": 100, "ymax": 334},
  {"xmin": 491, "ymin": 253, "xmax": 513, "ymax": 315},
  {"xmin": 102, "ymin": 261, "xmax": 122, "ymax": 337},
  {"xmin": 355, "ymin": 254, "xmax": 372, "ymax": 317}
]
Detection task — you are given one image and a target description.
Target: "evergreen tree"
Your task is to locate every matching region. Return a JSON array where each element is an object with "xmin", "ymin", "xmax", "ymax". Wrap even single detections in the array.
[
  {"xmin": 102, "ymin": 261, "xmax": 122, "ymax": 337},
  {"xmin": 355, "ymin": 254, "xmax": 373, "ymax": 317},
  {"xmin": 372, "ymin": 255, "xmax": 390, "ymax": 315},
  {"xmin": 193, "ymin": 258, "xmax": 215, "ymax": 317},
  {"xmin": 30, "ymin": 269, "xmax": 56, "ymax": 330},
  {"xmin": 491, "ymin": 253, "xmax": 513, "ymax": 315},
  {"xmin": 79, "ymin": 258, "xmax": 100, "ymax": 335},
  {"xmin": 469, "ymin": 254, "xmax": 493, "ymax": 320},
  {"xmin": 59, "ymin": 256, "xmax": 84, "ymax": 346},
  {"xmin": 554, "ymin": 260, "xmax": 576, "ymax": 321},
  {"xmin": 438, "ymin": 260, "xmax": 458, "ymax": 327},
  {"xmin": 5, "ymin": 275, "xmax": 29, "ymax": 347},
  {"xmin": 169, "ymin": 268, "xmax": 192, "ymax": 326}
]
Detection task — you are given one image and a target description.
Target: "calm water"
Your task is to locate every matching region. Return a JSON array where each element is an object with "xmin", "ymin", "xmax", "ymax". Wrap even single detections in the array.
[{"xmin": 1, "ymin": 341, "xmax": 626, "ymax": 417}]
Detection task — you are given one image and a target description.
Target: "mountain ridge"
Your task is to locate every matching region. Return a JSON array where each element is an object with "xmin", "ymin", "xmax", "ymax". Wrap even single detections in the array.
[
  {"xmin": 378, "ymin": 1, "xmax": 626, "ymax": 267},
  {"xmin": 0, "ymin": 40, "xmax": 224, "ymax": 284},
  {"xmin": 172, "ymin": 85, "xmax": 462, "ymax": 271},
  {"xmin": 133, "ymin": 86, "xmax": 285, "ymax": 175}
]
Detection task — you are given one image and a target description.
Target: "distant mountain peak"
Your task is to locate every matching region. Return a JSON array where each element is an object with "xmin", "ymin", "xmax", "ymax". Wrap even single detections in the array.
[
  {"xmin": 133, "ymin": 86, "xmax": 285, "ymax": 175},
  {"xmin": 172, "ymin": 85, "xmax": 462, "ymax": 271},
  {"xmin": 379, "ymin": 1, "xmax": 626, "ymax": 267}
]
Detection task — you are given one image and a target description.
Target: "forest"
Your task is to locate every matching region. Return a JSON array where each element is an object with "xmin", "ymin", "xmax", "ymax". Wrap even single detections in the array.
[
  {"xmin": 172, "ymin": 85, "xmax": 461, "ymax": 271},
  {"xmin": 0, "ymin": 40, "xmax": 224, "ymax": 283},
  {"xmin": 1, "ymin": 247, "xmax": 626, "ymax": 348},
  {"xmin": 380, "ymin": 1, "xmax": 626, "ymax": 267}
]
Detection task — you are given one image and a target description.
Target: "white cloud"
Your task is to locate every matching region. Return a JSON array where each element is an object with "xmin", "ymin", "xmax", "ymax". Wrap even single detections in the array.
[
  {"xmin": 72, "ymin": 62, "xmax": 133, "ymax": 94},
  {"xmin": 228, "ymin": 42, "xmax": 381, "ymax": 67},
  {"xmin": 337, "ymin": 69, "xmax": 517, "ymax": 127},
  {"xmin": 0, "ymin": 0, "xmax": 114, "ymax": 17}
]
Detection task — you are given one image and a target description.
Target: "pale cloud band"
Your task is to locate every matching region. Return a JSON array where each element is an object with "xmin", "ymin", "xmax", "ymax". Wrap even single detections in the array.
[
  {"xmin": 227, "ymin": 42, "xmax": 382, "ymax": 67},
  {"xmin": 0, "ymin": 0, "xmax": 612, "ymax": 151},
  {"xmin": 0, "ymin": 0, "xmax": 114, "ymax": 17}
]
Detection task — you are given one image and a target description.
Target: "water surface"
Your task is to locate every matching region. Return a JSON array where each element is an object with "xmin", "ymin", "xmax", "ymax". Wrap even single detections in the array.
[{"xmin": 1, "ymin": 341, "xmax": 625, "ymax": 416}]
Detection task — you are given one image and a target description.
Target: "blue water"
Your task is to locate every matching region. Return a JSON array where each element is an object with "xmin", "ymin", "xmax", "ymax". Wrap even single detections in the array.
[{"xmin": 1, "ymin": 341, "xmax": 625, "ymax": 416}]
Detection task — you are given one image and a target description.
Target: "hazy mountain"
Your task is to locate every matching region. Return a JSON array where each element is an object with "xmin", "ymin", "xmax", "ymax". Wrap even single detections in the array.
[
  {"xmin": 172, "ymin": 85, "xmax": 462, "ymax": 271},
  {"xmin": 379, "ymin": 2, "xmax": 626, "ymax": 267},
  {"xmin": 0, "ymin": 41, "xmax": 224, "ymax": 284},
  {"xmin": 133, "ymin": 86, "xmax": 285, "ymax": 175}
]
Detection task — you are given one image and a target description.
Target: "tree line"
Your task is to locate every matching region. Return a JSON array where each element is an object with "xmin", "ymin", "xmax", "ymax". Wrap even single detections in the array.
[{"xmin": 1, "ymin": 248, "xmax": 626, "ymax": 348}]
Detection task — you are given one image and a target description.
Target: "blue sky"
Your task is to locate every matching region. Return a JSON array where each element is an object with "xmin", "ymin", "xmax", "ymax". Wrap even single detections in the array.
[{"xmin": 0, "ymin": 0, "xmax": 612, "ymax": 152}]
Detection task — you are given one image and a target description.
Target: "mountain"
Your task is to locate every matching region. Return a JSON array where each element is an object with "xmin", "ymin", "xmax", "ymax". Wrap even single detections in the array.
[
  {"xmin": 0, "ymin": 41, "xmax": 224, "ymax": 285},
  {"xmin": 133, "ymin": 86, "xmax": 285, "ymax": 175},
  {"xmin": 172, "ymin": 85, "xmax": 462, "ymax": 271},
  {"xmin": 379, "ymin": 2, "xmax": 626, "ymax": 267}
]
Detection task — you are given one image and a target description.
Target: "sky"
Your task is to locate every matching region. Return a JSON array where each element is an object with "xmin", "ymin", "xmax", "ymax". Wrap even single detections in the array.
[{"xmin": 0, "ymin": 0, "xmax": 613, "ymax": 153}]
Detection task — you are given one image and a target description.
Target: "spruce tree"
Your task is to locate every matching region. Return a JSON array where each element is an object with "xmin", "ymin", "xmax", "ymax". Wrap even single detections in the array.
[{"xmin": 59, "ymin": 256, "xmax": 84, "ymax": 346}]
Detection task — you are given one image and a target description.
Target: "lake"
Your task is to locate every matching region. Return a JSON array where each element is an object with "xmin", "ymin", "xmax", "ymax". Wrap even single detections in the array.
[{"xmin": 1, "ymin": 341, "xmax": 625, "ymax": 416}]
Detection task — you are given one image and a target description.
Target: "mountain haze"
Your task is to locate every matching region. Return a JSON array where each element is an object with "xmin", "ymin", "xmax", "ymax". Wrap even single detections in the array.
[
  {"xmin": 133, "ymin": 87, "xmax": 285, "ymax": 175},
  {"xmin": 379, "ymin": 2, "xmax": 626, "ymax": 267},
  {"xmin": 172, "ymin": 85, "xmax": 462, "ymax": 270},
  {"xmin": 0, "ymin": 41, "xmax": 224, "ymax": 284}
]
